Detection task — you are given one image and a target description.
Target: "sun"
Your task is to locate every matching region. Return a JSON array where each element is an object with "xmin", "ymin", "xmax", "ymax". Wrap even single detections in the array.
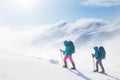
[
  {"xmin": 15, "ymin": 0, "xmax": 35, "ymax": 9},
  {"xmin": 9, "ymin": 0, "xmax": 37, "ymax": 12}
]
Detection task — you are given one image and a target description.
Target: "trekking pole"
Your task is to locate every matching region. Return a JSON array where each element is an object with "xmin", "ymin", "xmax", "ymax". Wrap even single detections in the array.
[
  {"xmin": 92, "ymin": 54, "xmax": 95, "ymax": 70},
  {"xmin": 60, "ymin": 49, "xmax": 64, "ymax": 65}
]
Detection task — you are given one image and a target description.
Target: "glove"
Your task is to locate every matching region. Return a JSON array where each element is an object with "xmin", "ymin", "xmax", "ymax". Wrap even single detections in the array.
[
  {"xmin": 92, "ymin": 54, "xmax": 95, "ymax": 57},
  {"xmin": 60, "ymin": 49, "xmax": 63, "ymax": 52},
  {"xmin": 60, "ymin": 49, "xmax": 65, "ymax": 55}
]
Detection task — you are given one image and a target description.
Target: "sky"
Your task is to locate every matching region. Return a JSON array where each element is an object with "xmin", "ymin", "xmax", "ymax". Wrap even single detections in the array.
[{"xmin": 0, "ymin": 0, "xmax": 120, "ymax": 27}]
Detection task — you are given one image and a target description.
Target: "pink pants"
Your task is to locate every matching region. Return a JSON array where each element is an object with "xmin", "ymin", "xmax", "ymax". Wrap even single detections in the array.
[{"xmin": 64, "ymin": 55, "xmax": 74, "ymax": 63}]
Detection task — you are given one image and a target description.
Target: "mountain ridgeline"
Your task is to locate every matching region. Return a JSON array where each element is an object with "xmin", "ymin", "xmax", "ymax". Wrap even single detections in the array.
[{"xmin": 33, "ymin": 19, "xmax": 120, "ymax": 47}]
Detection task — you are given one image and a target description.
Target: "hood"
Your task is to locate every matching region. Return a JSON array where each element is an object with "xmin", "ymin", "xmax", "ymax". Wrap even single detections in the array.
[
  {"xmin": 94, "ymin": 46, "xmax": 98, "ymax": 51},
  {"xmin": 64, "ymin": 40, "xmax": 69, "ymax": 47}
]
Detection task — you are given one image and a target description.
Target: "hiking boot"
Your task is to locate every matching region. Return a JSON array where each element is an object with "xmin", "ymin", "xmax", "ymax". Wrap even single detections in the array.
[
  {"xmin": 63, "ymin": 65, "xmax": 67, "ymax": 68},
  {"xmin": 63, "ymin": 61, "xmax": 67, "ymax": 68},
  {"xmin": 93, "ymin": 69, "xmax": 98, "ymax": 72},
  {"xmin": 71, "ymin": 62, "xmax": 76, "ymax": 70}
]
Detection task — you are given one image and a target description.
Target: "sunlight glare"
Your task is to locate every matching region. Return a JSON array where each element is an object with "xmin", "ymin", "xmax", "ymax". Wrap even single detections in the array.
[{"xmin": 9, "ymin": 0, "xmax": 38, "ymax": 12}]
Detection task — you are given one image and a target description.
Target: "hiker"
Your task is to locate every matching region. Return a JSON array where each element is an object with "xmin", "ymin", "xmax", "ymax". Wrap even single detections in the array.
[
  {"xmin": 92, "ymin": 46, "xmax": 106, "ymax": 73},
  {"xmin": 60, "ymin": 40, "xmax": 76, "ymax": 70}
]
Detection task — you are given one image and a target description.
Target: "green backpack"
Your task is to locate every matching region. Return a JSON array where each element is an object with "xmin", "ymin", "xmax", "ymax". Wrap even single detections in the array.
[
  {"xmin": 68, "ymin": 41, "xmax": 75, "ymax": 54},
  {"xmin": 99, "ymin": 46, "xmax": 106, "ymax": 59}
]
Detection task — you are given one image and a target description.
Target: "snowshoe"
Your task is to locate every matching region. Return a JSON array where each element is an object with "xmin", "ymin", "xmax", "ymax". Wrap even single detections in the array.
[
  {"xmin": 99, "ymin": 71, "xmax": 105, "ymax": 73},
  {"xmin": 71, "ymin": 67, "xmax": 76, "ymax": 70}
]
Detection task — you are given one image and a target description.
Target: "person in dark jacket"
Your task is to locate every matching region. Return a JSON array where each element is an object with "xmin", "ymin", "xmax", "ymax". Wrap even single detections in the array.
[
  {"xmin": 60, "ymin": 40, "xmax": 76, "ymax": 70},
  {"xmin": 92, "ymin": 46, "xmax": 105, "ymax": 73}
]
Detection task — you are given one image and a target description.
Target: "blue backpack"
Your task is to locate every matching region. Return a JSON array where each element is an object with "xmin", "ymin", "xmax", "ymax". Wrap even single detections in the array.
[
  {"xmin": 68, "ymin": 41, "xmax": 75, "ymax": 54},
  {"xmin": 99, "ymin": 46, "xmax": 106, "ymax": 59}
]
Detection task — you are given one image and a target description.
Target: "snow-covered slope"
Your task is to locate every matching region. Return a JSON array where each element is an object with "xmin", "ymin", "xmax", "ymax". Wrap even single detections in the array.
[
  {"xmin": 0, "ymin": 48, "xmax": 120, "ymax": 80},
  {"xmin": 0, "ymin": 18, "xmax": 120, "ymax": 80},
  {"xmin": 33, "ymin": 19, "xmax": 120, "ymax": 47}
]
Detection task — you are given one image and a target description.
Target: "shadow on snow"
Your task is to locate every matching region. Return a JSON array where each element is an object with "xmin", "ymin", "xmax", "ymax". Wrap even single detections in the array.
[{"xmin": 68, "ymin": 69, "xmax": 92, "ymax": 80}]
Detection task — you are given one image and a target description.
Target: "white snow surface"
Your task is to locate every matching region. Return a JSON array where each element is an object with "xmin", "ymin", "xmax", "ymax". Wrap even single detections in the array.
[
  {"xmin": 0, "ymin": 48, "xmax": 120, "ymax": 80},
  {"xmin": 0, "ymin": 18, "xmax": 120, "ymax": 80}
]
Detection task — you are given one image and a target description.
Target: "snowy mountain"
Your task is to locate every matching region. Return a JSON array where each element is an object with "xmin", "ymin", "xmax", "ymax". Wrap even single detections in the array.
[
  {"xmin": 0, "ymin": 18, "xmax": 120, "ymax": 80},
  {"xmin": 32, "ymin": 18, "xmax": 120, "ymax": 47}
]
